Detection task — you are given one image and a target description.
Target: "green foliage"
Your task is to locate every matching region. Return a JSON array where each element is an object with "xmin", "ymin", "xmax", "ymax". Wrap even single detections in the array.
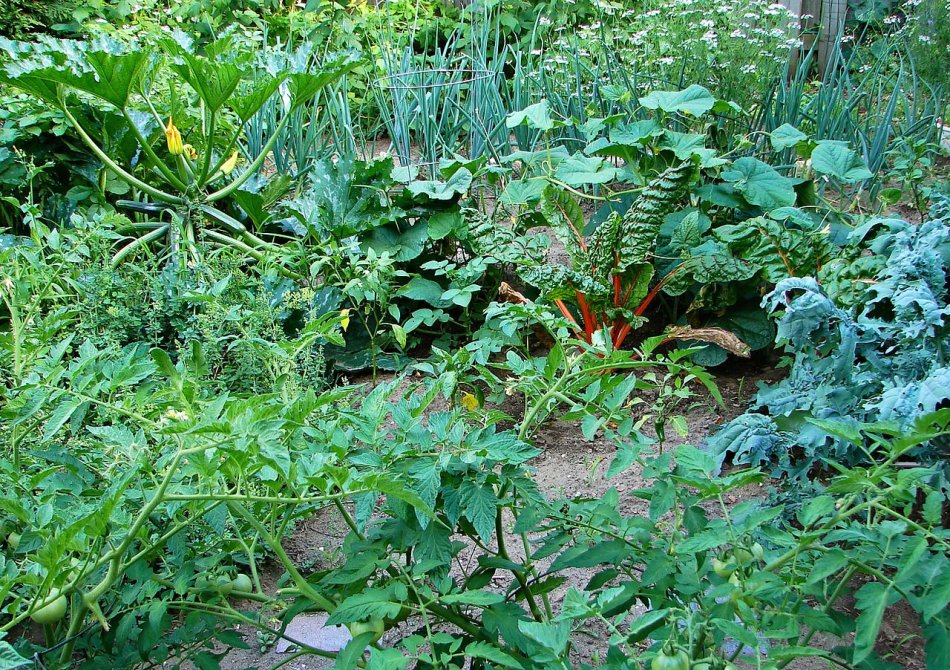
[
  {"xmin": 757, "ymin": 35, "xmax": 943, "ymax": 203},
  {"xmin": 0, "ymin": 0, "xmax": 80, "ymax": 40},
  {"xmin": 708, "ymin": 196, "xmax": 950, "ymax": 478},
  {"xmin": 520, "ymin": 162, "xmax": 700, "ymax": 349},
  {"xmin": 905, "ymin": 0, "xmax": 950, "ymax": 92},
  {"xmin": 279, "ymin": 156, "xmax": 544, "ymax": 373},
  {"xmin": 2, "ymin": 207, "xmax": 949, "ymax": 669},
  {"xmin": 0, "ymin": 33, "xmax": 357, "ymax": 267},
  {"xmin": 1, "ymin": 4, "xmax": 948, "ymax": 670},
  {"xmin": 0, "ymin": 212, "xmax": 340, "ymax": 399},
  {"xmin": 503, "ymin": 96, "xmax": 843, "ymax": 362}
]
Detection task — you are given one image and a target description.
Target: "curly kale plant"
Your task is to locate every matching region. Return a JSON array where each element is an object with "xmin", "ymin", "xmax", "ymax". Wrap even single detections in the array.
[{"xmin": 708, "ymin": 197, "xmax": 950, "ymax": 478}]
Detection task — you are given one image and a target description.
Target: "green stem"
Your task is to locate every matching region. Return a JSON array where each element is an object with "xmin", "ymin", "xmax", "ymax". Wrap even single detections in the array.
[
  {"xmin": 332, "ymin": 499, "xmax": 489, "ymax": 641},
  {"xmin": 226, "ymin": 501, "xmax": 336, "ymax": 612},
  {"xmin": 61, "ymin": 107, "xmax": 182, "ymax": 205},
  {"xmin": 197, "ymin": 107, "xmax": 217, "ymax": 186},
  {"xmin": 111, "ymin": 225, "xmax": 169, "ymax": 266},
  {"xmin": 201, "ymin": 229, "xmax": 302, "ymax": 280},
  {"xmin": 121, "ymin": 109, "xmax": 187, "ymax": 190},
  {"xmin": 495, "ymin": 503, "xmax": 545, "ymax": 621},
  {"xmin": 206, "ymin": 112, "xmax": 293, "ymax": 202},
  {"xmin": 56, "ymin": 445, "xmax": 197, "ymax": 662}
]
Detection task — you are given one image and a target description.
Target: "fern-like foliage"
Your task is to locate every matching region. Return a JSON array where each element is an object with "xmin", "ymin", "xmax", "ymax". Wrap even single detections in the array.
[
  {"xmin": 0, "ymin": 0, "xmax": 78, "ymax": 39},
  {"xmin": 707, "ymin": 196, "xmax": 950, "ymax": 478}
]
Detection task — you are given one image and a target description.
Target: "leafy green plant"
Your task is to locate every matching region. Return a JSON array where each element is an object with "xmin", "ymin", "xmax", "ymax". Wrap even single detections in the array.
[
  {"xmin": 3, "ymin": 212, "xmax": 948, "ymax": 669},
  {"xmin": 278, "ymin": 156, "xmax": 544, "ymax": 372},
  {"xmin": 709, "ymin": 196, "xmax": 950, "ymax": 478},
  {"xmin": 0, "ymin": 34, "xmax": 356, "ymax": 267},
  {"xmin": 514, "ymin": 160, "xmax": 766, "ymax": 357},
  {"xmin": 499, "ymin": 90, "xmax": 883, "ymax": 363},
  {"xmin": 519, "ymin": 161, "xmax": 694, "ymax": 348},
  {"xmin": 0, "ymin": 0, "xmax": 81, "ymax": 39},
  {"xmin": 756, "ymin": 36, "xmax": 943, "ymax": 204},
  {"xmin": 0, "ymin": 218, "xmax": 352, "ymax": 665}
]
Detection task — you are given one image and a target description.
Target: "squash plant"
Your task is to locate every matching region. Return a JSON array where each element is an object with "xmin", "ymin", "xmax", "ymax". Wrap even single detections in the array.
[{"xmin": 0, "ymin": 34, "xmax": 357, "ymax": 268}]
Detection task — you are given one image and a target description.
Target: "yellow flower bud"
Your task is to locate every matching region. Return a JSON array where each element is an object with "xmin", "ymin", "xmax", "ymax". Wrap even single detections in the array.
[
  {"xmin": 340, "ymin": 309, "xmax": 350, "ymax": 332},
  {"xmin": 182, "ymin": 143, "xmax": 198, "ymax": 160},
  {"xmin": 165, "ymin": 118, "xmax": 184, "ymax": 156},
  {"xmin": 221, "ymin": 150, "xmax": 239, "ymax": 175},
  {"xmin": 460, "ymin": 393, "xmax": 479, "ymax": 411}
]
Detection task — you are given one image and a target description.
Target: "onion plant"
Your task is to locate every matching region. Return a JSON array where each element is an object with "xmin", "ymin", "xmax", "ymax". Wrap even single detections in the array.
[
  {"xmin": 371, "ymin": 7, "xmax": 509, "ymax": 174},
  {"xmin": 755, "ymin": 34, "xmax": 942, "ymax": 200}
]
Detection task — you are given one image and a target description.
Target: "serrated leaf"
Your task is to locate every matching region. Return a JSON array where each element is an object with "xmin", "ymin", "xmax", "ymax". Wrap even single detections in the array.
[
  {"xmin": 286, "ymin": 53, "xmax": 359, "ymax": 109},
  {"xmin": 506, "ymin": 100, "xmax": 554, "ymax": 131},
  {"xmin": 440, "ymin": 591, "xmax": 505, "ymax": 606},
  {"xmin": 554, "ymin": 153, "xmax": 618, "ymax": 187},
  {"xmin": 811, "ymin": 141, "xmax": 873, "ymax": 183},
  {"xmin": 518, "ymin": 620, "xmax": 570, "ymax": 653},
  {"xmin": 0, "ymin": 642, "xmax": 30, "ymax": 670},
  {"xmin": 854, "ymin": 582, "xmax": 896, "ymax": 664},
  {"xmin": 42, "ymin": 397, "xmax": 82, "ymax": 441},
  {"xmin": 770, "ymin": 124, "xmax": 808, "ymax": 151},
  {"xmin": 722, "ymin": 157, "xmax": 797, "ymax": 210},
  {"xmin": 326, "ymin": 588, "xmax": 403, "ymax": 625},
  {"xmin": 459, "ymin": 481, "xmax": 497, "ymax": 543},
  {"xmin": 464, "ymin": 641, "xmax": 522, "ymax": 668}
]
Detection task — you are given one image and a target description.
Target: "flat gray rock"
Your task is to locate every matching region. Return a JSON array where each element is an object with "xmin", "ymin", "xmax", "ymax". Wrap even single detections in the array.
[{"xmin": 274, "ymin": 613, "xmax": 352, "ymax": 654}]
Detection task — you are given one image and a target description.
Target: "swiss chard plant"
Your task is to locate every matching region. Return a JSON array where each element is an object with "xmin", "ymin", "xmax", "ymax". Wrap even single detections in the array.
[
  {"xmin": 498, "ymin": 88, "xmax": 857, "ymax": 362},
  {"xmin": 515, "ymin": 161, "xmax": 758, "ymax": 354}
]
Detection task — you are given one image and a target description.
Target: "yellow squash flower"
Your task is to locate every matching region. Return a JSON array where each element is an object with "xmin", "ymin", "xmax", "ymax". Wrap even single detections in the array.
[
  {"xmin": 165, "ymin": 118, "xmax": 184, "ymax": 156},
  {"xmin": 182, "ymin": 144, "xmax": 198, "ymax": 160},
  {"xmin": 460, "ymin": 393, "xmax": 479, "ymax": 411},
  {"xmin": 221, "ymin": 150, "xmax": 239, "ymax": 175}
]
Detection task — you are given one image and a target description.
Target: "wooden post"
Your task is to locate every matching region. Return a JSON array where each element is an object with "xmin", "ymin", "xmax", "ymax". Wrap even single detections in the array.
[
  {"xmin": 780, "ymin": 0, "xmax": 847, "ymax": 77},
  {"xmin": 816, "ymin": 0, "xmax": 847, "ymax": 77},
  {"xmin": 783, "ymin": 0, "xmax": 804, "ymax": 74}
]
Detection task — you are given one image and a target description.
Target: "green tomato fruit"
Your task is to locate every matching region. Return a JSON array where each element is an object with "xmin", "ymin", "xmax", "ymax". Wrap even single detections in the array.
[
  {"xmin": 348, "ymin": 618, "xmax": 385, "ymax": 643},
  {"xmin": 216, "ymin": 576, "xmax": 234, "ymax": 595},
  {"xmin": 711, "ymin": 558, "xmax": 735, "ymax": 578},
  {"xmin": 230, "ymin": 574, "xmax": 253, "ymax": 594},
  {"xmin": 651, "ymin": 647, "xmax": 690, "ymax": 670},
  {"xmin": 751, "ymin": 542, "xmax": 765, "ymax": 561},
  {"xmin": 30, "ymin": 589, "xmax": 67, "ymax": 624},
  {"xmin": 7, "ymin": 532, "xmax": 20, "ymax": 551},
  {"xmin": 732, "ymin": 547, "xmax": 754, "ymax": 565}
]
